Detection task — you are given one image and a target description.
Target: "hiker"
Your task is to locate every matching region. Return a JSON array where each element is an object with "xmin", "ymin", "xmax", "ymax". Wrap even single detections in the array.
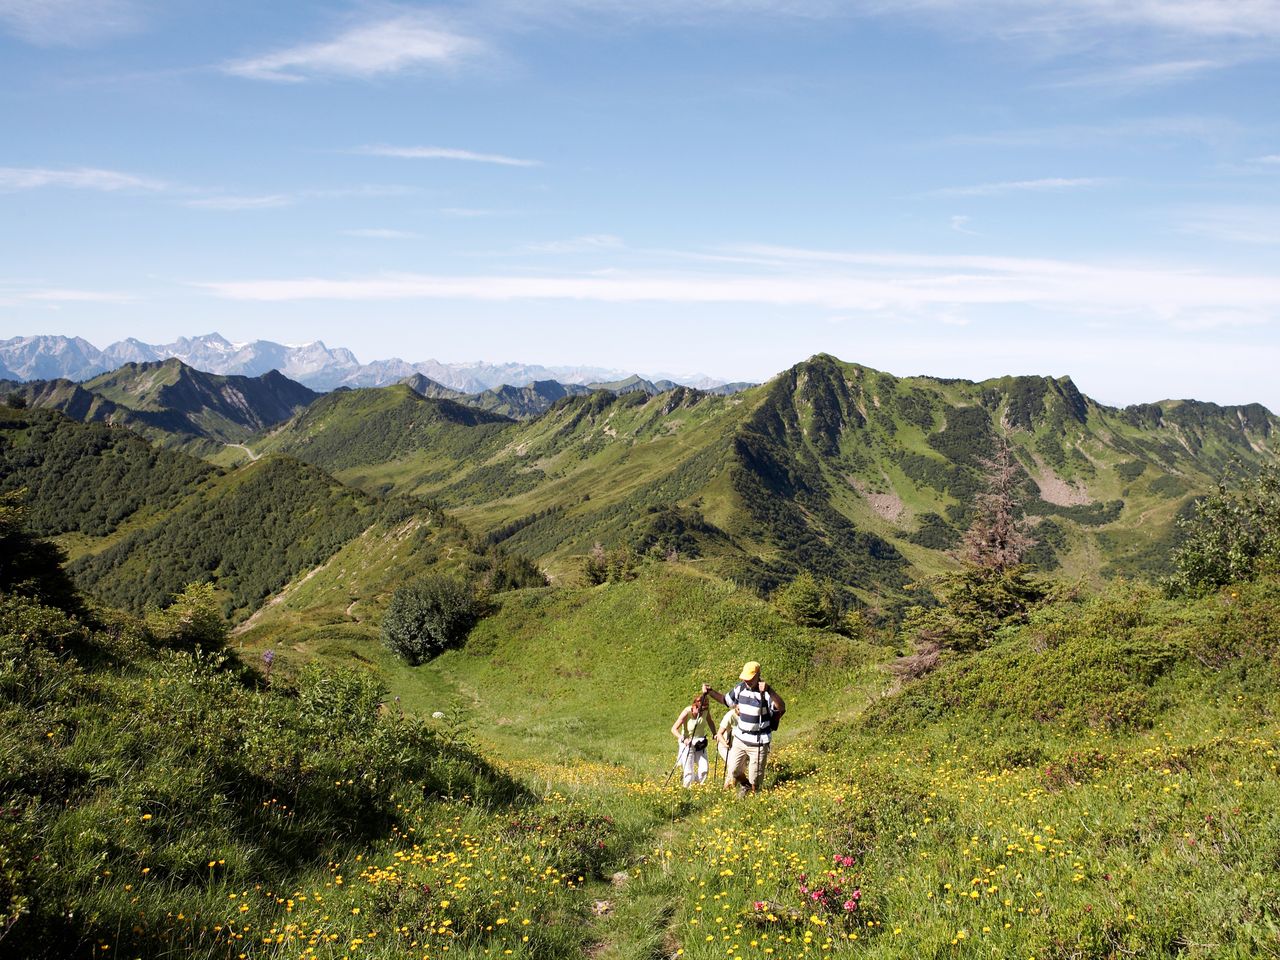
[
  {"xmin": 670, "ymin": 691, "xmax": 714, "ymax": 787},
  {"xmin": 716, "ymin": 705, "xmax": 735, "ymax": 763},
  {"xmin": 703, "ymin": 661, "xmax": 785, "ymax": 795}
]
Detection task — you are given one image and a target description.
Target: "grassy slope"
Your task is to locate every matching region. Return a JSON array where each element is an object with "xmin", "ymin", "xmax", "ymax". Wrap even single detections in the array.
[
  {"xmin": 235, "ymin": 557, "xmax": 1280, "ymax": 960},
  {"xmin": 238, "ymin": 562, "xmax": 889, "ymax": 767}
]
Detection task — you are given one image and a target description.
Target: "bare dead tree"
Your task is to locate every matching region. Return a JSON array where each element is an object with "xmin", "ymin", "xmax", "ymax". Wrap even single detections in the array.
[{"xmin": 961, "ymin": 437, "xmax": 1036, "ymax": 572}]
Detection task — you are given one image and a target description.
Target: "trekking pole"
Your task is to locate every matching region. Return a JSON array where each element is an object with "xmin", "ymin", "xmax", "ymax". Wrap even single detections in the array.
[{"xmin": 663, "ymin": 744, "xmax": 686, "ymax": 788}]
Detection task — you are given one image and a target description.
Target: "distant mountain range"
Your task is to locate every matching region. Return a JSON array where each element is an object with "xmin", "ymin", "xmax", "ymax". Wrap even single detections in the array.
[{"xmin": 0, "ymin": 333, "xmax": 743, "ymax": 394}]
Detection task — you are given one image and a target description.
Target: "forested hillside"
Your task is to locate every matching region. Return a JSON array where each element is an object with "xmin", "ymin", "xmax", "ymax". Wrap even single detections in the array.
[{"xmin": 0, "ymin": 406, "xmax": 218, "ymax": 543}]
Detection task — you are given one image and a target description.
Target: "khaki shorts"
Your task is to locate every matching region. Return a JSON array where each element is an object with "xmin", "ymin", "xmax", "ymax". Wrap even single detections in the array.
[{"xmin": 724, "ymin": 739, "xmax": 769, "ymax": 791}]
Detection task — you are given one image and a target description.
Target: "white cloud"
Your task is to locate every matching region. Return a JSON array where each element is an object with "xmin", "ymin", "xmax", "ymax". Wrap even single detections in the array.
[
  {"xmin": 225, "ymin": 14, "xmax": 482, "ymax": 82},
  {"xmin": 946, "ymin": 116, "xmax": 1238, "ymax": 150},
  {"xmin": 950, "ymin": 215, "xmax": 980, "ymax": 235},
  {"xmin": 342, "ymin": 228, "xmax": 420, "ymax": 239},
  {"xmin": 355, "ymin": 144, "xmax": 540, "ymax": 167},
  {"xmin": 0, "ymin": 0, "xmax": 145, "ymax": 47},
  {"xmin": 930, "ymin": 177, "xmax": 1108, "ymax": 197},
  {"xmin": 875, "ymin": 0, "xmax": 1280, "ymax": 43},
  {"xmin": 191, "ymin": 246, "xmax": 1280, "ymax": 336},
  {"xmin": 1251, "ymin": 154, "xmax": 1280, "ymax": 164},
  {"xmin": 0, "ymin": 166, "xmax": 168, "ymax": 192},
  {"xmin": 184, "ymin": 194, "xmax": 294, "ymax": 211}
]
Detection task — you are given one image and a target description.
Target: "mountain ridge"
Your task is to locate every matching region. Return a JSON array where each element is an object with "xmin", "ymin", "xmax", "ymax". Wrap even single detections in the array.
[
  {"xmin": 0, "ymin": 332, "xmax": 739, "ymax": 393},
  {"xmin": 253, "ymin": 352, "xmax": 1280, "ymax": 596},
  {"xmin": 3, "ymin": 358, "xmax": 319, "ymax": 449}
]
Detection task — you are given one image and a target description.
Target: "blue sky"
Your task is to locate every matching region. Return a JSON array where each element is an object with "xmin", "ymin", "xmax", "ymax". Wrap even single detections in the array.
[{"xmin": 3, "ymin": 0, "xmax": 1280, "ymax": 406}]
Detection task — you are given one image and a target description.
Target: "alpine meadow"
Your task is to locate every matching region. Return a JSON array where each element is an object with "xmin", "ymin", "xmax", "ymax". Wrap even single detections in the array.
[
  {"xmin": 6, "ymin": 2, "xmax": 1280, "ymax": 958},
  {"xmin": 4, "ymin": 343, "xmax": 1280, "ymax": 960}
]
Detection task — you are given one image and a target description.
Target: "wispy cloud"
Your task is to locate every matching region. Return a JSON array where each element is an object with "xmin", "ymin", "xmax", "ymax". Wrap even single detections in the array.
[
  {"xmin": 342, "ymin": 228, "xmax": 420, "ymax": 240},
  {"xmin": 949, "ymin": 215, "xmax": 980, "ymax": 236},
  {"xmin": 0, "ymin": 281, "xmax": 138, "ymax": 306},
  {"xmin": 224, "ymin": 14, "xmax": 482, "ymax": 82},
  {"xmin": 874, "ymin": 0, "xmax": 1280, "ymax": 44},
  {"xmin": 1176, "ymin": 205, "xmax": 1280, "ymax": 245},
  {"xmin": 355, "ymin": 145, "xmax": 540, "ymax": 167},
  {"xmin": 930, "ymin": 177, "xmax": 1107, "ymax": 197},
  {"xmin": 440, "ymin": 207, "xmax": 510, "ymax": 218},
  {"xmin": 527, "ymin": 234, "xmax": 624, "ymax": 253},
  {"xmin": 0, "ymin": 166, "xmax": 169, "ymax": 192},
  {"xmin": 1250, "ymin": 154, "xmax": 1280, "ymax": 164},
  {"xmin": 184, "ymin": 194, "xmax": 294, "ymax": 211},
  {"xmin": 0, "ymin": 0, "xmax": 147, "ymax": 47},
  {"xmin": 946, "ymin": 116, "xmax": 1238, "ymax": 150},
  {"xmin": 1048, "ymin": 58, "xmax": 1224, "ymax": 90}
]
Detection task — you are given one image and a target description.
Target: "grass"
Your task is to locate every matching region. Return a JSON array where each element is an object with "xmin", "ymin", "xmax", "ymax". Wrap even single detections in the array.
[{"xmin": 10, "ymin": 523, "xmax": 1280, "ymax": 958}]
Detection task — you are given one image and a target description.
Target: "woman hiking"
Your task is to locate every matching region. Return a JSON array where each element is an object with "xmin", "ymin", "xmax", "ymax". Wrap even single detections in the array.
[{"xmin": 671, "ymin": 692, "xmax": 714, "ymax": 787}]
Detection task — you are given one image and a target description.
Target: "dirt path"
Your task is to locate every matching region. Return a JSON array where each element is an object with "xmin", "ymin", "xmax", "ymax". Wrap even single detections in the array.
[{"xmin": 226, "ymin": 442, "xmax": 261, "ymax": 462}]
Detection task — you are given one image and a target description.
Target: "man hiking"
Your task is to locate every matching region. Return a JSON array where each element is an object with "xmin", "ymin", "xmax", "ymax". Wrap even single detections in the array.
[{"xmin": 703, "ymin": 661, "xmax": 785, "ymax": 796}]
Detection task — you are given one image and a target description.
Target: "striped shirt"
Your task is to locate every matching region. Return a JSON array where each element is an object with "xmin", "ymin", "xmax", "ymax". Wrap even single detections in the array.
[{"xmin": 726, "ymin": 683, "xmax": 773, "ymax": 746}]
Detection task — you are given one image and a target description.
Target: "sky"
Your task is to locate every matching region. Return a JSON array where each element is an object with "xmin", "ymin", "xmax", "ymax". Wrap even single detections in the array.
[{"xmin": 2, "ymin": 0, "xmax": 1280, "ymax": 407}]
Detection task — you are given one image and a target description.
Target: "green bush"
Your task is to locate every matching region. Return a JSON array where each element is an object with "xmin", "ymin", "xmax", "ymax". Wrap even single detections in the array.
[
  {"xmin": 1166, "ymin": 461, "xmax": 1280, "ymax": 594},
  {"xmin": 144, "ymin": 581, "xmax": 227, "ymax": 651},
  {"xmin": 382, "ymin": 574, "xmax": 479, "ymax": 664},
  {"xmin": 899, "ymin": 565, "xmax": 1048, "ymax": 654},
  {"xmin": 774, "ymin": 570, "xmax": 842, "ymax": 630}
]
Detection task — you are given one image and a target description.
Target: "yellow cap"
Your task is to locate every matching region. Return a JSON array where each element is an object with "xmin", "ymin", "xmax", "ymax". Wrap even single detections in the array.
[{"xmin": 739, "ymin": 661, "xmax": 760, "ymax": 681}]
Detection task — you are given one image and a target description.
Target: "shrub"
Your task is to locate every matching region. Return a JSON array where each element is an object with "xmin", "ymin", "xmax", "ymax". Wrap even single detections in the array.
[
  {"xmin": 774, "ymin": 571, "xmax": 842, "ymax": 630},
  {"xmin": 583, "ymin": 542, "xmax": 637, "ymax": 585},
  {"xmin": 898, "ymin": 565, "xmax": 1048, "ymax": 654},
  {"xmin": 296, "ymin": 662, "xmax": 387, "ymax": 732},
  {"xmin": 1165, "ymin": 461, "xmax": 1280, "ymax": 595},
  {"xmin": 144, "ymin": 581, "xmax": 227, "ymax": 650},
  {"xmin": 382, "ymin": 574, "xmax": 478, "ymax": 664}
]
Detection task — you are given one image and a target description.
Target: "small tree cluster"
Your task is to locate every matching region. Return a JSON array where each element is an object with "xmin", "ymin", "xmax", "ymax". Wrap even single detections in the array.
[
  {"xmin": 898, "ymin": 567, "xmax": 1048, "ymax": 654},
  {"xmin": 382, "ymin": 574, "xmax": 479, "ymax": 665},
  {"xmin": 583, "ymin": 542, "xmax": 636, "ymax": 585},
  {"xmin": 0, "ymin": 489, "xmax": 81, "ymax": 614},
  {"xmin": 774, "ymin": 571, "xmax": 843, "ymax": 630},
  {"xmin": 898, "ymin": 438, "xmax": 1046, "ymax": 658},
  {"xmin": 1165, "ymin": 461, "xmax": 1280, "ymax": 595}
]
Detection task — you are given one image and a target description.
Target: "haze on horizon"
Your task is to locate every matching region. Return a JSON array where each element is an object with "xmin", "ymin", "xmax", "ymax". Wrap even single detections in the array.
[{"xmin": 2, "ymin": 1, "xmax": 1280, "ymax": 410}]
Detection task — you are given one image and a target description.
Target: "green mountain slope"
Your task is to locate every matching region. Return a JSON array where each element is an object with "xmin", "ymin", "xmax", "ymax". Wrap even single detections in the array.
[
  {"xmin": 466, "ymin": 379, "xmax": 593, "ymax": 419},
  {"xmin": 69, "ymin": 455, "xmax": 392, "ymax": 617},
  {"xmin": 0, "ymin": 406, "xmax": 219, "ymax": 551},
  {"xmin": 254, "ymin": 355, "xmax": 1280, "ymax": 600},
  {"xmin": 4, "ymin": 358, "xmax": 318, "ymax": 455},
  {"xmin": 82, "ymin": 358, "xmax": 319, "ymax": 441}
]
